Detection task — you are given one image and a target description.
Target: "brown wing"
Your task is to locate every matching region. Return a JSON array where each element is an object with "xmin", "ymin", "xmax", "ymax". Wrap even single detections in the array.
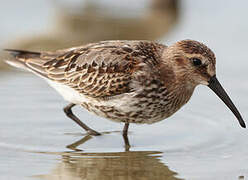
[{"xmin": 7, "ymin": 41, "xmax": 166, "ymax": 98}]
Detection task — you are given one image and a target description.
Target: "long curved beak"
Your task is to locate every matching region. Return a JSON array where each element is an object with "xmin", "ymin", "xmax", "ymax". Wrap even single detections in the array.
[{"xmin": 208, "ymin": 75, "xmax": 246, "ymax": 128}]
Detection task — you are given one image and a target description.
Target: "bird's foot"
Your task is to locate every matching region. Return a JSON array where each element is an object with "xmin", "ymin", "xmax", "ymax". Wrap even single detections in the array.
[{"xmin": 87, "ymin": 129, "xmax": 101, "ymax": 136}]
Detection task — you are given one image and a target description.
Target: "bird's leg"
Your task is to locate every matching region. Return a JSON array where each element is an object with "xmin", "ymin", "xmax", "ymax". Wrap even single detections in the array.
[
  {"xmin": 122, "ymin": 122, "xmax": 130, "ymax": 151},
  {"xmin": 123, "ymin": 122, "xmax": 129, "ymax": 136},
  {"xmin": 63, "ymin": 103, "xmax": 101, "ymax": 136}
]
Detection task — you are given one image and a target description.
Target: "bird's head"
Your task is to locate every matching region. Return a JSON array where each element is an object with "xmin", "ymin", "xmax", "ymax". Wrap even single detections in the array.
[
  {"xmin": 163, "ymin": 39, "xmax": 246, "ymax": 128},
  {"xmin": 165, "ymin": 40, "xmax": 215, "ymax": 85}
]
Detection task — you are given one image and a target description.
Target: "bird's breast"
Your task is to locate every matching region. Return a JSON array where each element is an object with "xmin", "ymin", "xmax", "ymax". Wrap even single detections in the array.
[{"xmin": 80, "ymin": 84, "xmax": 192, "ymax": 124}]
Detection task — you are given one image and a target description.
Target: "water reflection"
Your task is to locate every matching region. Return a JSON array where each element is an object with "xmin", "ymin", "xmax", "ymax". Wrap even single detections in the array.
[
  {"xmin": 34, "ymin": 135, "xmax": 180, "ymax": 180},
  {"xmin": 65, "ymin": 132, "xmax": 131, "ymax": 152}
]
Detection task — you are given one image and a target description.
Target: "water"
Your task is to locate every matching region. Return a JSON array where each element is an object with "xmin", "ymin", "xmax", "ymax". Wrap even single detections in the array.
[{"xmin": 1, "ymin": 1, "xmax": 248, "ymax": 180}]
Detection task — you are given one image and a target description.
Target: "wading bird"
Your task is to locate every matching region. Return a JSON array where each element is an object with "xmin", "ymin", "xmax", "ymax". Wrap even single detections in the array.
[{"xmin": 4, "ymin": 40, "xmax": 246, "ymax": 137}]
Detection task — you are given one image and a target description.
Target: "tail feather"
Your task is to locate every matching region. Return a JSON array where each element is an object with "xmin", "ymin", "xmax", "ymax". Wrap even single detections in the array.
[
  {"xmin": 4, "ymin": 49, "xmax": 48, "ymax": 78},
  {"xmin": 4, "ymin": 49, "xmax": 41, "ymax": 59}
]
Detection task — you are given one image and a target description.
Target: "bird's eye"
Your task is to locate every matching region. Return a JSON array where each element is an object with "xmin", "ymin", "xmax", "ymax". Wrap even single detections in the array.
[{"xmin": 191, "ymin": 58, "xmax": 202, "ymax": 66}]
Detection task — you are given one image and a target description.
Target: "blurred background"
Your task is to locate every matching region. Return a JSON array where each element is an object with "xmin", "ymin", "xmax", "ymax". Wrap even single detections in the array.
[
  {"xmin": 0, "ymin": 0, "xmax": 248, "ymax": 180},
  {"xmin": 0, "ymin": 0, "xmax": 178, "ymax": 69}
]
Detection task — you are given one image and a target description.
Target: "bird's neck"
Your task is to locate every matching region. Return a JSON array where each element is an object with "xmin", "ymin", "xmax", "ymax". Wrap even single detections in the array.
[{"xmin": 169, "ymin": 74, "xmax": 197, "ymax": 109}]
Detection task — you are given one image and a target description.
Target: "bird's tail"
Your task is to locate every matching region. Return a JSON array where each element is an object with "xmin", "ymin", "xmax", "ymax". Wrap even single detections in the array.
[
  {"xmin": 3, "ymin": 49, "xmax": 49, "ymax": 78},
  {"xmin": 4, "ymin": 49, "xmax": 41, "ymax": 70}
]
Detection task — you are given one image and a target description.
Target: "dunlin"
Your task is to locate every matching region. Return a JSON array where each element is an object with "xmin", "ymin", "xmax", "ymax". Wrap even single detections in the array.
[{"xmin": 4, "ymin": 40, "xmax": 246, "ymax": 136}]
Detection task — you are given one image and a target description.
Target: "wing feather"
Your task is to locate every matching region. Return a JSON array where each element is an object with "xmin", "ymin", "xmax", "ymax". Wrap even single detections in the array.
[{"xmin": 6, "ymin": 41, "xmax": 165, "ymax": 98}]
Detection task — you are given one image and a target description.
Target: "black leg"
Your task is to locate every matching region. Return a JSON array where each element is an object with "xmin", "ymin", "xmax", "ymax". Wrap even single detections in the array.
[
  {"xmin": 63, "ymin": 103, "xmax": 101, "ymax": 136},
  {"xmin": 122, "ymin": 122, "xmax": 130, "ymax": 151},
  {"xmin": 123, "ymin": 122, "xmax": 129, "ymax": 136}
]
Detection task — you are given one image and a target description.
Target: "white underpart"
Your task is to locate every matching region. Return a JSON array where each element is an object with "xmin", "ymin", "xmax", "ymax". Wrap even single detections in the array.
[
  {"xmin": 47, "ymin": 80, "xmax": 88, "ymax": 104},
  {"xmin": 47, "ymin": 80, "xmax": 136, "ymax": 113}
]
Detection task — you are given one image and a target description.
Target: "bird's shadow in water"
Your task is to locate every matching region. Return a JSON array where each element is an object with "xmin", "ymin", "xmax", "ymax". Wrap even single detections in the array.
[{"xmin": 32, "ymin": 131, "xmax": 181, "ymax": 180}]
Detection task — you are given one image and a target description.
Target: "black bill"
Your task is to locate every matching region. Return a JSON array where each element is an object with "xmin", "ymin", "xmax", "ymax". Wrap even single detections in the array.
[{"xmin": 208, "ymin": 75, "xmax": 246, "ymax": 128}]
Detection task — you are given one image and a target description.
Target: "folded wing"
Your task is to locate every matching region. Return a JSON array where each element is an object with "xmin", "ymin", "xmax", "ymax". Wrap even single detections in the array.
[{"xmin": 5, "ymin": 41, "xmax": 164, "ymax": 98}]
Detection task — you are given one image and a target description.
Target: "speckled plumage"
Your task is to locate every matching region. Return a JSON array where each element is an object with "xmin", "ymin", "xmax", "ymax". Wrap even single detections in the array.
[{"xmin": 5, "ymin": 39, "xmax": 245, "ymax": 135}]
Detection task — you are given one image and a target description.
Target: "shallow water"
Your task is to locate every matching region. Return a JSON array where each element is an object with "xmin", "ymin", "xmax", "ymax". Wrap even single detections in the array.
[
  {"xmin": 1, "ymin": 0, "xmax": 248, "ymax": 180},
  {"xmin": 1, "ymin": 72, "xmax": 248, "ymax": 180}
]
